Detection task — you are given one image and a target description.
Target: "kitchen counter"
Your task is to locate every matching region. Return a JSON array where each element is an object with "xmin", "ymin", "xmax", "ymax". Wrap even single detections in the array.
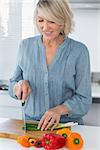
[{"xmin": 0, "ymin": 118, "xmax": 100, "ymax": 150}]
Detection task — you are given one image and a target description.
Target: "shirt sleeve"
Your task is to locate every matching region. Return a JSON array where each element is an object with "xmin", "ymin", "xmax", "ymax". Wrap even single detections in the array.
[
  {"xmin": 63, "ymin": 46, "xmax": 92, "ymax": 118},
  {"xmin": 8, "ymin": 41, "xmax": 24, "ymax": 99}
]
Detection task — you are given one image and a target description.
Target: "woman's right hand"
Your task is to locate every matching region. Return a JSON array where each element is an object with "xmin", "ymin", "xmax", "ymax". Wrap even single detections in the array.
[{"xmin": 13, "ymin": 80, "xmax": 32, "ymax": 101}]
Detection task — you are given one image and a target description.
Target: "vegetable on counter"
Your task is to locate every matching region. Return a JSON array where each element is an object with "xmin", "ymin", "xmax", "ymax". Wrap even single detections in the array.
[
  {"xmin": 28, "ymin": 137, "xmax": 37, "ymax": 146},
  {"xmin": 41, "ymin": 133, "xmax": 66, "ymax": 150},
  {"xmin": 17, "ymin": 135, "xmax": 30, "ymax": 147},
  {"xmin": 17, "ymin": 122, "xmax": 84, "ymax": 149},
  {"xmin": 22, "ymin": 122, "xmax": 73, "ymax": 131},
  {"xmin": 22, "ymin": 122, "xmax": 41, "ymax": 131},
  {"xmin": 66, "ymin": 132, "xmax": 84, "ymax": 150},
  {"xmin": 17, "ymin": 135, "xmax": 37, "ymax": 147},
  {"xmin": 56, "ymin": 128, "xmax": 71, "ymax": 138}
]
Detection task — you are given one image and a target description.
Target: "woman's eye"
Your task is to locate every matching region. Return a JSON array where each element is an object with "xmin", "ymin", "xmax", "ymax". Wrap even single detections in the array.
[
  {"xmin": 49, "ymin": 21, "xmax": 55, "ymax": 23},
  {"xmin": 38, "ymin": 20, "xmax": 44, "ymax": 22}
]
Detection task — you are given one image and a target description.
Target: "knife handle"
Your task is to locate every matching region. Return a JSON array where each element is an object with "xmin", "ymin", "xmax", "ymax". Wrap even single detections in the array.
[
  {"xmin": 22, "ymin": 101, "xmax": 25, "ymax": 107},
  {"xmin": 20, "ymin": 92, "xmax": 25, "ymax": 106}
]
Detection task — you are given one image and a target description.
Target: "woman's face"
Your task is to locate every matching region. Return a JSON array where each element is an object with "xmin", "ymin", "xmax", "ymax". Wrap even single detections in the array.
[{"xmin": 36, "ymin": 15, "xmax": 63, "ymax": 41}]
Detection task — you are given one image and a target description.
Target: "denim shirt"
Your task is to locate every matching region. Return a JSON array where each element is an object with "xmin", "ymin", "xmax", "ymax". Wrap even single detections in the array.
[{"xmin": 9, "ymin": 35, "xmax": 92, "ymax": 124}]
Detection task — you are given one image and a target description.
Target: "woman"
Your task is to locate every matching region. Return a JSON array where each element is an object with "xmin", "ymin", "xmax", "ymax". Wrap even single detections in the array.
[{"xmin": 9, "ymin": 0, "xmax": 92, "ymax": 131}]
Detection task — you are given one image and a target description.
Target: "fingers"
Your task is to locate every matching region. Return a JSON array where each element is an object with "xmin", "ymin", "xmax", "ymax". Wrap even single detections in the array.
[
  {"xmin": 41, "ymin": 116, "xmax": 52, "ymax": 131},
  {"xmin": 45, "ymin": 118, "xmax": 56, "ymax": 131},
  {"xmin": 13, "ymin": 80, "xmax": 32, "ymax": 101},
  {"xmin": 51, "ymin": 118, "xmax": 59, "ymax": 131},
  {"xmin": 13, "ymin": 83, "xmax": 22, "ymax": 99},
  {"xmin": 38, "ymin": 111, "xmax": 60, "ymax": 131},
  {"xmin": 22, "ymin": 86, "xmax": 29, "ymax": 100},
  {"xmin": 38, "ymin": 115, "xmax": 47, "ymax": 130}
]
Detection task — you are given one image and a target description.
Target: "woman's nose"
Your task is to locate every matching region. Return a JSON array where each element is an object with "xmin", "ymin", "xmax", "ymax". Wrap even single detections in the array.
[{"xmin": 42, "ymin": 22, "xmax": 49, "ymax": 31}]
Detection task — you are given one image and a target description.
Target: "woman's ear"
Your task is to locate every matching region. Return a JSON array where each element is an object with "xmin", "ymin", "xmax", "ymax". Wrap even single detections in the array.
[{"xmin": 60, "ymin": 25, "xmax": 65, "ymax": 35}]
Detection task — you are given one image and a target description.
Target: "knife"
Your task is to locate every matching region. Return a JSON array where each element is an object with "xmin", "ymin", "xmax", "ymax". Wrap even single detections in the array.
[{"xmin": 21, "ymin": 100, "xmax": 26, "ymax": 134}]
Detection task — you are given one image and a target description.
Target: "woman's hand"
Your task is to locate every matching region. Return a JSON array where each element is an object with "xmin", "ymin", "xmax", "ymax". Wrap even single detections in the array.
[
  {"xmin": 38, "ymin": 105, "xmax": 68, "ymax": 131},
  {"xmin": 13, "ymin": 80, "xmax": 32, "ymax": 101}
]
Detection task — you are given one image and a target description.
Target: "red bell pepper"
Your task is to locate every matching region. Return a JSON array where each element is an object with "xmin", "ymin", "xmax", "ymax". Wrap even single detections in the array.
[{"xmin": 42, "ymin": 133, "xmax": 66, "ymax": 150}]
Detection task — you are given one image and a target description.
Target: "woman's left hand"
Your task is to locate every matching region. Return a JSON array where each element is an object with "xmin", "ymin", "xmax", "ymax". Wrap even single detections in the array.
[{"xmin": 38, "ymin": 105, "xmax": 68, "ymax": 131}]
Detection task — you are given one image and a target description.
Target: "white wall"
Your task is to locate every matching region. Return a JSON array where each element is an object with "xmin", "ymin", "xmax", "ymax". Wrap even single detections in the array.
[{"xmin": 69, "ymin": 9, "xmax": 100, "ymax": 72}]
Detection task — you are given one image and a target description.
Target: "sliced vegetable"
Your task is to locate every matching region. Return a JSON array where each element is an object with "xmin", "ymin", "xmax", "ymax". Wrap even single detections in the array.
[
  {"xmin": 17, "ymin": 135, "xmax": 30, "ymax": 147},
  {"xmin": 22, "ymin": 123, "xmax": 41, "ymax": 131},
  {"xmin": 42, "ymin": 133, "xmax": 66, "ymax": 149},
  {"xmin": 22, "ymin": 122, "xmax": 73, "ymax": 131},
  {"xmin": 66, "ymin": 132, "xmax": 84, "ymax": 150},
  {"xmin": 56, "ymin": 128, "xmax": 71, "ymax": 138}
]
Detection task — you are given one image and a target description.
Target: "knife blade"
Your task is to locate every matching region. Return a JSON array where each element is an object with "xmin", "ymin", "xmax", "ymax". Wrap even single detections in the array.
[{"xmin": 21, "ymin": 100, "xmax": 26, "ymax": 134}]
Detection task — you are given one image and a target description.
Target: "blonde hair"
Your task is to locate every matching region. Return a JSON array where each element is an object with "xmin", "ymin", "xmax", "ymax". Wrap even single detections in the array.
[{"xmin": 34, "ymin": 0, "xmax": 74, "ymax": 36}]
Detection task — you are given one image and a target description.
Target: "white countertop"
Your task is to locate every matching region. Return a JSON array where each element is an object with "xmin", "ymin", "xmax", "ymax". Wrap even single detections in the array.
[{"xmin": 0, "ymin": 118, "xmax": 100, "ymax": 150}]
